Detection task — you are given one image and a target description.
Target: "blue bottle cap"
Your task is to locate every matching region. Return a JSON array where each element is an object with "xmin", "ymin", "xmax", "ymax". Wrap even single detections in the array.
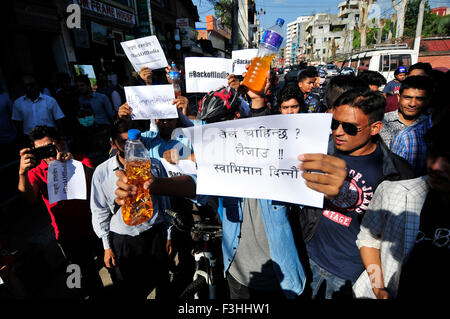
[
  {"xmin": 276, "ymin": 18, "xmax": 285, "ymax": 26},
  {"xmin": 128, "ymin": 129, "xmax": 141, "ymax": 140}
]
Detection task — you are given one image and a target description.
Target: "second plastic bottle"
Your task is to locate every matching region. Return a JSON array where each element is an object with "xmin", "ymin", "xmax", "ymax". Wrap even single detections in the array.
[
  {"xmin": 122, "ymin": 129, "xmax": 154, "ymax": 226},
  {"xmin": 242, "ymin": 18, "xmax": 285, "ymax": 93},
  {"xmin": 169, "ymin": 62, "xmax": 182, "ymax": 97}
]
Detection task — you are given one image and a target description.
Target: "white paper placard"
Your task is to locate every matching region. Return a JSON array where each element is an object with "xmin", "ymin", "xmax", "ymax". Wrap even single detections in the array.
[
  {"xmin": 125, "ymin": 85, "xmax": 178, "ymax": 120},
  {"xmin": 160, "ymin": 159, "xmax": 197, "ymax": 178},
  {"xmin": 120, "ymin": 36, "xmax": 168, "ymax": 72},
  {"xmin": 185, "ymin": 57, "xmax": 233, "ymax": 93},
  {"xmin": 47, "ymin": 159, "xmax": 87, "ymax": 205},
  {"xmin": 181, "ymin": 114, "xmax": 333, "ymax": 208},
  {"xmin": 232, "ymin": 49, "xmax": 258, "ymax": 75}
]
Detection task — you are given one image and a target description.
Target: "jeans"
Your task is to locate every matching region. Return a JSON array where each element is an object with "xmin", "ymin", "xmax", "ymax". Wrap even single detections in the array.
[{"xmin": 309, "ymin": 258, "xmax": 354, "ymax": 299}]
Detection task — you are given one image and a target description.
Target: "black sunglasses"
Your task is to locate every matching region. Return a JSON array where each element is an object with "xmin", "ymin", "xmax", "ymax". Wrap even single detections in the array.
[{"xmin": 331, "ymin": 119, "xmax": 371, "ymax": 136}]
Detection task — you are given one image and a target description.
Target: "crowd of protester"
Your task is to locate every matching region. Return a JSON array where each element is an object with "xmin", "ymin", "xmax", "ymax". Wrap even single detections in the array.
[{"xmin": 0, "ymin": 57, "xmax": 448, "ymax": 301}]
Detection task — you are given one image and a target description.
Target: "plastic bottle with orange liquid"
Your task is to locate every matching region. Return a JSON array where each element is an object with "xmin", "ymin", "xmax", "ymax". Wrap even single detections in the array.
[
  {"xmin": 242, "ymin": 18, "xmax": 285, "ymax": 93},
  {"xmin": 122, "ymin": 129, "xmax": 154, "ymax": 226}
]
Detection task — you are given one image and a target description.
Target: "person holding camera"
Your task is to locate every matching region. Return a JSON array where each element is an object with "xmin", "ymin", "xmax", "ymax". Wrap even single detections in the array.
[{"xmin": 18, "ymin": 125, "xmax": 103, "ymax": 298}]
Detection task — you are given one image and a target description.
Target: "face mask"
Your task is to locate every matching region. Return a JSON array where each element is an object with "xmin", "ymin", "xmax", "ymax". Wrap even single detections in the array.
[{"xmin": 78, "ymin": 116, "xmax": 94, "ymax": 127}]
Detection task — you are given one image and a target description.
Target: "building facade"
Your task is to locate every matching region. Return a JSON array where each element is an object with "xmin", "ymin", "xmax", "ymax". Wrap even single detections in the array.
[
  {"xmin": 285, "ymin": 16, "xmax": 311, "ymax": 66},
  {"xmin": 431, "ymin": 7, "xmax": 449, "ymax": 17},
  {"xmin": 237, "ymin": 0, "xmax": 256, "ymax": 48},
  {"xmin": 197, "ymin": 15, "xmax": 231, "ymax": 58},
  {"xmin": 338, "ymin": 0, "xmax": 359, "ymax": 56},
  {"xmin": 304, "ymin": 13, "xmax": 347, "ymax": 63}
]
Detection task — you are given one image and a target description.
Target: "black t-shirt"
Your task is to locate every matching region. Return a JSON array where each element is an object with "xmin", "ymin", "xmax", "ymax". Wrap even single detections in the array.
[{"xmin": 397, "ymin": 190, "xmax": 450, "ymax": 299}]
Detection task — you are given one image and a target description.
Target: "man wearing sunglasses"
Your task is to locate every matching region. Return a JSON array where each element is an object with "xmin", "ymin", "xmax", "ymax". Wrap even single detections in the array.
[
  {"xmin": 298, "ymin": 89, "xmax": 414, "ymax": 299},
  {"xmin": 354, "ymin": 118, "xmax": 450, "ymax": 299}
]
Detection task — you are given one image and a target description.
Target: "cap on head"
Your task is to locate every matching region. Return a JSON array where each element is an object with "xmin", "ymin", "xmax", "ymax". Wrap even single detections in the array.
[{"xmin": 395, "ymin": 66, "xmax": 407, "ymax": 76}]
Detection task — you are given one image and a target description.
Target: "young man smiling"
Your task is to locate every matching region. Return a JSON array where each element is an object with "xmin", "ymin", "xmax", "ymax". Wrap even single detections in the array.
[
  {"xmin": 298, "ymin": 89, "xmax": 414, "ymax": 299},
  {"xmin": 379, "ymin": 76, "xmax": 431, "ymax": 148}
]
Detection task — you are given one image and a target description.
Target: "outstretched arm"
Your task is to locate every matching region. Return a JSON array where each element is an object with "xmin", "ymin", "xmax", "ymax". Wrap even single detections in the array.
[{"xmin": 114, "ymin": 170, "xmax": 196, "ymax": 206}]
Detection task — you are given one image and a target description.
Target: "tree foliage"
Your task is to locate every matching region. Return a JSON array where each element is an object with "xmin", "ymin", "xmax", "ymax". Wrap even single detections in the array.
[
  {"xmin": 404, "ymin": 0, "xmax": 450, "ymax": 37},
  {"xmin": 207, "ymin": 0, "xmax": 233, "ymax": 30}
]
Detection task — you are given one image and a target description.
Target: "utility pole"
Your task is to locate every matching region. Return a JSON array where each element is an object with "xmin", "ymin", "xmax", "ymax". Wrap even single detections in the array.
[
  {"xmin": 413, "ymin": 0, "xmax": 425, "ymax": 53},
  {"xmin": 231, "ymin": 0, "xmax": 239, "ymax": 50},
  {"xmin": 147, "ymin": 0, "xmax": 154, "ymax": 35}
]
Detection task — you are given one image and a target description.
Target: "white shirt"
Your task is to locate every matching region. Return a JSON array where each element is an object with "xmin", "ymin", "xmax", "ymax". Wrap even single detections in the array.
[
  {"xmin": 90, "ymin": 155, "xmax": 172, "ymax": 250},
  {"xmin": 12, "ymin": 93, "xmax": 65, "ymax": 135}
]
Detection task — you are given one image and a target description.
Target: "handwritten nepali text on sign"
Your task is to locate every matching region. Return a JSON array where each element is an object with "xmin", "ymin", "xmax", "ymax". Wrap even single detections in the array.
[
  {"xmin": 181, "ymin": 114, "xmax": 332, "ymax": 208},
  {"xmin": 121, "ymin": 36, "xmax": 168, "ymax": 72},
  {"xmin": 125, "ymin": 85, "xmax": 178, "ymax": 120},
  {"xmin": 185, "ymin": 57, "xmax": 233, "ymax": 93},
  {"xmin": 47, "ymin": 159, "xmax": 87, "ymax": 205}
]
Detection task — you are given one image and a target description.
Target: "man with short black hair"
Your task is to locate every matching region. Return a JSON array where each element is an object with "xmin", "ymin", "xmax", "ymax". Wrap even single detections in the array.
[
  {"xmin": 12, "ymin": 74, "xmax": 65, "ymax": 142},
  {"xmin": 76, "ymin": 74, "xmax": 114, "ymax": 130},
  {"xmin": 298, "ymin": 68, "xmax": 322, "ymax": 113},
  {"xmin": 380, "ymin": 76, "xmax": 431, "ymax": 148},
  {"xmin": 408, "ymin": 62, "xmax": 433, "ymax": 78},
  {"xmin": 18, "ymin": 125, "xmax": 101, "ymax": 298},
  {"xmin": 91, "ymin": 119, "xmax": 196, "ymax": 299},
  {"xmin": 323, "ymin": 75, "xmax": 369, "ymax": 110},
  {"xmin": 383, "ymin": 66, "xmax": 406, "ymax": 96},
  {"xmin": 277, "ymin": 86, "xmax": 306, "ymax": 114},
  {"xmin": 299, "ymin": 89, "xmax": 414, "ymax": 299},
  {"xmin": 358, "ymin": 70, "xmax": 387, "ymax": 92}
]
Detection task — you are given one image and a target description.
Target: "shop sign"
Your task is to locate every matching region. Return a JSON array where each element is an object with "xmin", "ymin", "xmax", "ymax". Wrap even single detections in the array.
[{"xmin": 74, "ymin": 0, "xmax": 136, "ymax": 25}]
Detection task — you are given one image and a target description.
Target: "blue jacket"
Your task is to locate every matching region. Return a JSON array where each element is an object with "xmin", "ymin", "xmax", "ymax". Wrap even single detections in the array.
[{"xmin": 219, "ymin": 197, "xmax": 306, "ymax": 299}]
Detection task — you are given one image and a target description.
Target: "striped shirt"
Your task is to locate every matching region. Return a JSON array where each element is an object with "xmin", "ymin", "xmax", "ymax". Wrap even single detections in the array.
[
  {"xmin": 379, "ymin": 110, "xmax": 427, "ymax": 149},
  {"xmin": 390, "ymin": 115, "xmax": 432, "ymax": 177}
]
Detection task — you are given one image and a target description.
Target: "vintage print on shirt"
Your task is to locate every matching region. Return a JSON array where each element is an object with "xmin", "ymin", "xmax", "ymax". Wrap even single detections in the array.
[{"xmin": 324, "ymin": 168, "xmax": 375, "ymax": 227}]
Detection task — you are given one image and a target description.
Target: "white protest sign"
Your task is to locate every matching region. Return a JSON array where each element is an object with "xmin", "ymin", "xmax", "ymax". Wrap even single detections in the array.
[
  {"xmin": 185, "ymin": 57, "xmax": 232, "ymax": 93},
  {"xmin": 120, "ymin": 36, "xmax": 168, "ymax": 72},
  {"xmin": 125, "ymin": 85, "xmax": 178, "ymax": 120},
  {"xmin": 232, "ymin": 49, "xmax": 258, "ymax": 75},
  {"xmin": 160, "ymin": 159, "xmax": 197, "ymax": 178},
  {"xmin": 181, "ymin": 114, "xmax": 332, "ymax": 208},
  {"xmin": 47, "ymin": 160, "xmax": 87, "ymax": 205}
]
